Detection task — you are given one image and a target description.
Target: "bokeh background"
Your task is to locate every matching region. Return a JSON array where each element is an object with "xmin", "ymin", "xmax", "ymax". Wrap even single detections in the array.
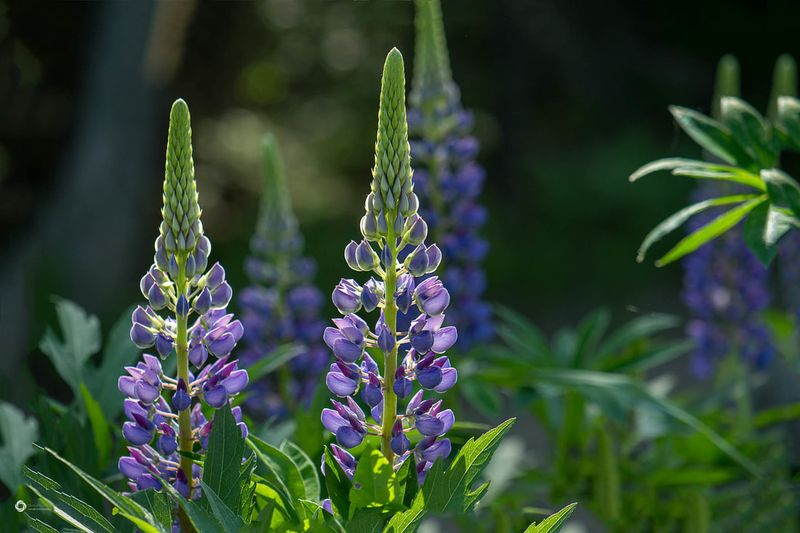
[{"xmin": 2, "ymin": 0, "xmax": 800, "ymax": 406}]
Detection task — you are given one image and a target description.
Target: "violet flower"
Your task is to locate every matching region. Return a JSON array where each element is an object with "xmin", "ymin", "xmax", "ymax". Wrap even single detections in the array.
[
  {"xmin": 238, "ymin": 134, "xmax": 326, "ymax": 420},
  {"xmin": 320, "ymin": 48, "xmax": 458, "ymax": 487},
  {"xmin": 407, "ymin": 0, "xmax": 492, "ymax": 350},
  {"xmin": 119, "ymin": 99, "xmax": 249, "ymax": 499}
]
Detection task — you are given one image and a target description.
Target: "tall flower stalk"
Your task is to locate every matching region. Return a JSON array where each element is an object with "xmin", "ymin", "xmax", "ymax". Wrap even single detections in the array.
[
  {"xmin": 239, "ymin": 135, "xmax": 326, "ymax": 419},
  {"xmin": 408, "ymin": 0, "xmax": 491, "ymax": 349},
  {"xmin": 321, "ymin": 49, "xmax": 457, "ymax": 482},
  {"xmin": 119, "ymin": 99, "xmax": 248, "ymax": 500}
]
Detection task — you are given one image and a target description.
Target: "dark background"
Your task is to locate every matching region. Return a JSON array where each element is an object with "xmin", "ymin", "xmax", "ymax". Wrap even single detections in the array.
[{"xmin": 2, "ymin": 0, "xmax": 799, "ymax": 404}]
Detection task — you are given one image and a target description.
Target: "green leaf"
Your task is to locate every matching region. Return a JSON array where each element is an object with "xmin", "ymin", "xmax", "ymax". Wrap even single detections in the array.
[
  {"xmin": 280, "ymin": 440, "xmax": 320, "ymax": 502},
  {"xmin": 323, "ymin": 447, "xmax": 351, "ymax": 519},
  {"xmin": 484, "ymin": 368, "xmax": 761, "ymax": 475},
  {"xmin": 78, "ymin": 384, "xmax": 111, "ymax": 470},
  {"xmin": 201, "ymin": 482, "xmax": 246, "ymax": 533},
  {"xmin": 157, "ymin": 474, "xmax": 225, "ymax": 533},
  {"xmin": 762, "ymin": 168, "xmax": 800, "ymax": 218},
  {"xmin": 464, "ymin": 481, "xmax": 490, "ymax": 512},
  {"xmin": 594, "ymin": 313, "xmax": 680, "ymax": 364},
  {"xmin": 572, "ymin": 308, "xmax": 611, "ymax": 367},
  {"xmin": 349, "ymin": 449, "xmax": 400, "ymax": 513},
  {"xmin": 37, "ymin": 445, "xmax": 160, "ymax": 528},
  {"xmin": 0, "ymin": 402, "xmax": 38, "ymax": 491},
  {"xmin": 593, "ymin": 427, "xmax": 620, "ymax": 521},
  {"xmin": 130, "ymin": 490, "xmax": 173, "ymax": 532},
  {"xmin": 346, "ymin": 508, "xmax": 390, "ymax": 533},
  {"xmin": 91, "ymin": 305, "xmax": 139, "ymax": 419},
  {"xmin": 203, "ymin": 403, "xmax": 246, "ymax": 515},
  {"xmin": 383, "ymin": 495, "xmax": 424, "ymax": 533},
  {"xmin": 27, "ymin": 516, "xmax": 60, "ymax": 533},
  {"xmin": 655, "ymin": 196, "xmax": 765, "ymax": 266},
  {"xmin": 754, "ymin": 401, "xmax": 800, "ymax": 428},
  {"xmin": 38, "ymin": 298, "xmax": 101, "ymax": 394},
  {"xmin": 523, "ymin": 502, "xmax": 578, "ymax": 533},
  {"xmin": 25, "ymin": 467, "xmax": 115, "ymax": 533},
  {"xmin": 669, "ymin": 106, "xmax": 753, "ymax": 167},
  {"xmin": 743, "ymin": 202, "xmax": 795, "ymax": 264},
  {"xmin": 720, "ymin": 96, "xmax": 776, "ymax": 167},
  {"xmin": 395, "ymin": 454, "xmax": 417, "ymax": 508},
  {"xmin": 777, "ymin": 96, "xmax": 800, "ymax": 151},
  {"xmin": 247, "ymin": 436, "xmax": 301, "ymax": 522},
  {"xmin": 636, "ymin": 194, "xmax": 760, "ymax": 263},
  {"xmin": 625, "ymin": 156, "xmax": 765, "ymax": 189}
]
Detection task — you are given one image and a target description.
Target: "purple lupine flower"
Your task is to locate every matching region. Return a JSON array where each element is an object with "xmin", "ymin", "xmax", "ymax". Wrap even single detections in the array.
[
  {"xmin": 238, "ymin": 134, "xmax": 326, "ymax": 420},
  {"xmin": 119, "ymin": 99, "xmax": 249, "ymax": 500},
  {"xmin": 319, "ymin": 49, "xmax": 457, "ymax": 487},
  {"xmin": 682, "ymin": 182, "xmax": 775, "ymax": 377},
  {"xmin": 407, "ymin": 0, "xmax": 492, "ymax": 350}
]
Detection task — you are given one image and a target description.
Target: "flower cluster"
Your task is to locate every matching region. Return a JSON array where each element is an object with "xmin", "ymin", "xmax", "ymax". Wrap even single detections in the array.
[
  {"xmin": 682, "ymin": 182, "xmax": 775, "ymax": 378},
  {"xmin": 321, "ymin": 48, "xmax": 458, "ymax": 486},
  {"xmin": 119, "ymin": 99, "xmax": 248, "ymax": 498},
  {"xmin": 238, "ymin": 135, "xmax": 326, "ymax": 420},
  {"xmin": 406, "ymin": 0, "xmax": 491, "ymax": 350}
]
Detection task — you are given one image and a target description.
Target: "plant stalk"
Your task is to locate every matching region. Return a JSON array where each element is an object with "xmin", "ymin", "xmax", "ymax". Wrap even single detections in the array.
[{"xmin": 380, "ymin": 224, "xmax": 399, "ymax": 464}]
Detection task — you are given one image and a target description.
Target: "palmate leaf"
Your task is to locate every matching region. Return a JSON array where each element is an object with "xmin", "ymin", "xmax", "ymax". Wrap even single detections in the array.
[
  {"xmin": 655, "ymin": 196, "xmax": 766, "ymax": 266},
  {"xmin": 628, "ymin": 157, "xmax": 764, "ymax": 190},
  {"xmin": 523, "ymin": 502, "xmax": 578, "ymax": 533},
  {"xmin": 38, "ymin": 298, "xmax": 101, "ymax": 396},
  {"xmin": 636, "ymin": 194, "xmax": 760, "ymax": 263},
  {"xmin": 349, "ymin": 449, "xmax": 401, "ymax": 514},
  {"xmin": 0, "ymin": 402, "xmax": 39, "ymax": 491},
  {"xmin": 91, "ymin": 305, "xmax": 139, "ymax": 419},
  {"xmin": 280, "ymin": 440, "xmax": 320, "ymax": 503}
]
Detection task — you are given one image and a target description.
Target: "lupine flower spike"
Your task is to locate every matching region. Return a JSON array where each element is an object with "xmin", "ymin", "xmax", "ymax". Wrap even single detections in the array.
[
  {"xmin": 682, "ymin": 56, "xmax": 774, "ymax": 377},
  {"xmin": 239, "ymin": 134, "xmax": 326, "ymax": 419},
  {"xmin": 407, "ymin": 0, "xmax": 492, "ymax": 349},
  {"xmin": 321, "ymin": 48, "xmax": 458, "ymax": 489},
  {"xmin": 120, "ymin": 99, "xmax": 248, "ymax": 498}
]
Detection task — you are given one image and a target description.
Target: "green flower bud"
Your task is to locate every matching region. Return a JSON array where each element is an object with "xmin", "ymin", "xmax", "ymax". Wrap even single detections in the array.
[
  {"xmin": 369, "ymin": 48, "xmax": 416, "ymax": 238},
  {"xmin": 160, "ymin": 99, "xmax": 203, "ymax": 260},
  {"xmin": 711, "ymin": 55, "xmax": 740, "ymax": 120},
  {"xmin": 768, "ymin": 54, "xmax": 797, "ymax": 121},
  {"xmin": 410, "ymin": 0, "xmax": 454, "ymax": 109}
]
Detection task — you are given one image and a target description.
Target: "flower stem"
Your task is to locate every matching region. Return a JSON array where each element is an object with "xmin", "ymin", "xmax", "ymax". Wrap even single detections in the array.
[
  {"xmin": 175, "ymin": 255, "xmax": 194, "ymax": 496},
  {"xmin": 380, "ymin": 227, "xmax": 399, "ymax": 464}
]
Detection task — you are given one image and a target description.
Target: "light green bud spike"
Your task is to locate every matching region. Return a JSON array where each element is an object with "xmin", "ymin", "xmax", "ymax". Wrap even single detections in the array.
[
  {"xmin": 160, "ymin": 99, "xmax": 203, "ymax": 257},
  {"xmin": 768, "ymin": 54, "xmax": 797, "ymax": 121},
  {"xmin": 711, "ymin": 54, "xmax": 740, "ymax": 120},
  {"xmin": 410, "ymin": 0, "xmax": 453, "ymax": 108},
  {"xmin": 366, "ymin": 48, "xmax": 416, "ymax": 240},
  {"xmin": 257, "ymin": 133, "xmax": 297, "ymax": 236}
]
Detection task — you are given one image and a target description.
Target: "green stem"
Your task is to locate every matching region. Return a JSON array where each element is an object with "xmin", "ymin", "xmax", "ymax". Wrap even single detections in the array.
[
  {"xmin": 175, "ymin": 255, "xmax": 195, "ymax": 530},
  {"xmin": 380, "ymin": 223, "xmax": 399, "ymax": 464}
]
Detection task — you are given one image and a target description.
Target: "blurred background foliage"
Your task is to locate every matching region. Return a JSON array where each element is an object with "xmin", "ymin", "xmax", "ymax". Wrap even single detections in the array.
[{"xmin": 3, "ymin": 0, "xmax": 800, "ymax": 519}]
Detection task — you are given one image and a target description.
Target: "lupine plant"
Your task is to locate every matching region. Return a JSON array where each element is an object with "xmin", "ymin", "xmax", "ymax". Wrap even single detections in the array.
[
  {"xmin": 316, "ymin": 47, "xmax": 573, "ymax": 531},
  {"xmin": 407, "ymin": 0, "xmax": 492, "ymax": 350},
  {"xmin": 121, "ymin": 99, "xmax": 249, "ymax": 501},
  {"xmin": 238, "ymin": 134, "xmax": 326, "ymax": 421},
  {"xmin": 630, "ymin": 55, "xmax": 800, "ymax": 267}
]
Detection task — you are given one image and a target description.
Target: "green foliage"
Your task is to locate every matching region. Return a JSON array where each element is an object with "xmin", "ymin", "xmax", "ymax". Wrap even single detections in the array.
[
  {"xmin": 523, "ymin": 502, "xmax": 578, "ymax": 533},
  {"xmin": 631, "ymin": 54, "xmax": 800, "ymax": 266},
  {"xmin": 0, "ymin": 402, "xmax": 39, "ymax": 491},
  {"xmin": 203, "ymin": 403, "xmax": 247, "ymax": 515}
]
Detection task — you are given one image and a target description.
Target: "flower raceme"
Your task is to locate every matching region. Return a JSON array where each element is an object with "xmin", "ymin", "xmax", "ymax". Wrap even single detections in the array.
[
  {"xmin": 238, "ymin": 134, "xmax": 326, "ymax": 419},
  {"xmin": 119, "ymin": 99, "xmax": 248, "ymax": 498},
  {"xmin": 407, "ymin": 0, "xmax": 492, "ymax": 350},
  {"xmin": 320, "ymin": 48, "xmax": 458, "ymax": 487}
]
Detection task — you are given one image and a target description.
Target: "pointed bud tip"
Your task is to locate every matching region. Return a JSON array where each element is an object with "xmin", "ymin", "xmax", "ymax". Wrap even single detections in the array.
[
  {"xmin": 170, "ymin": 98, "xmax": 190, "ymax": 118},
  {"xmin": 383, "ymin": 47, "xmax": 405, "ymax": 79}
]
